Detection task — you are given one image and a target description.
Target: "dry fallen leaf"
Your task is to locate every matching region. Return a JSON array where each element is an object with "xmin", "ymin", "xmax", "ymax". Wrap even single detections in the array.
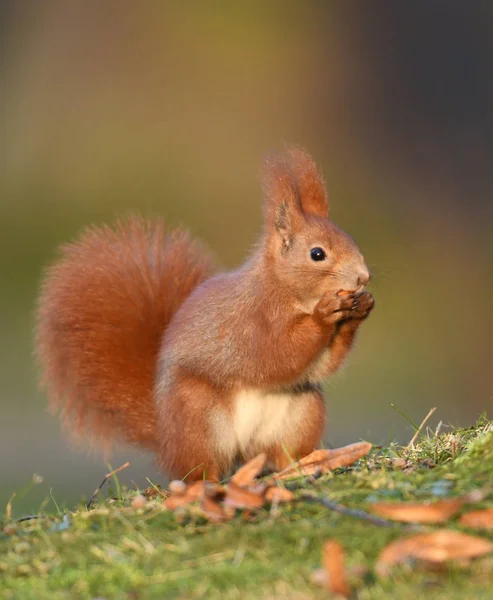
[
  {"xmin": 460, "ymin": 508, "xmax": 493, "ymax": 530},
  {"xmin": 369, "ymin": 490, "xmax": 486, "ymax": 524},
  {"xmin": 224, "ymin": 482, "xmax": 265, "ymax": 509},
  {"xmin": 162, "ymin": 453, "xmax": 305, "ymax": 519},
  {"xmin": 231, "ymin": 453, "xmax": 267, "ymax": 487},
  {"xmin": 200, "ymin": 496, "xmax": 227, "ymax": 522},
  {"xmin": 186, "ymin": 481, "xmax": 207, "ymax": 500},
  {"xmin": 265, "ymin": 486, "xmax": 295, "ymax": 503},
  {"xmin": 376, "ymin": 530, "xmax": 493, "ymax": 577},
  {"xmin": 203, "ymin": 481, "xmax": 225, "ymax": 499},
  {"xmin": 163, "ymin": 480, "xmax": 209, "ymax": 509},
  {"xmin": 273, "ymin": 442, "xmax": 372, "ymax": 480},
  {"xmin": 164, "ymin": 495, "xmax": 195, "ymax": 510},
  {"xmin": 369, "ymin": 497, "xmax": 466, "ymax": 524},
  {"xmin": 323, "ymin": 540, "xmax": 351, "ymax": 598}
]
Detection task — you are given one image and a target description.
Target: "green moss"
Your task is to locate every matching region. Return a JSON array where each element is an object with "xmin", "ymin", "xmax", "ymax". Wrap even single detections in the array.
[{"xmin": 1, "ymin": 419, "xmax": 492, "ymax": 599}]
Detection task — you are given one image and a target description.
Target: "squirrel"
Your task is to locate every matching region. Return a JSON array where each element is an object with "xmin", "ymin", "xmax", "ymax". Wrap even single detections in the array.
[{"xmin": 35, "ymin": 146, "xmax": 374, "ymax": 482}]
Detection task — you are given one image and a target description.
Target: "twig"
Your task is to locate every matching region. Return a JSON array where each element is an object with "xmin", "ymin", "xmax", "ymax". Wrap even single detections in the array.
[
  {"xmin": 16, "ymin": 514, "xmax": 46, "ymax": 523},
  {"xmin": 86, "ymin": 462, "xmax": 130, "ymax": 509},
  {"xmin": 301, "ymin": 494, "xmax": 421, "ymax": 529},
  {"xmin": 407, "ymin": 407, "xmax": 437, "ymax": 450}
]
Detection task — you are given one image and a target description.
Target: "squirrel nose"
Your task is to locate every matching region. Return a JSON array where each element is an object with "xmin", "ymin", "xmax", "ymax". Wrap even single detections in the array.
[{"xmin": 356, "ymin": 267, "xmax": 371, "ymax": 287}]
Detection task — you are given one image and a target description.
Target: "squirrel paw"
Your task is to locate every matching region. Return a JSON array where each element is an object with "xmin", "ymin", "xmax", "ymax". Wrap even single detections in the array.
[
  {"xmin": 314, "ymin": 291, "xmax": 355, "ymax": 325},
  {"xmin": 350, "ymin": 291, "xmax": 375, "ymax": 320}
]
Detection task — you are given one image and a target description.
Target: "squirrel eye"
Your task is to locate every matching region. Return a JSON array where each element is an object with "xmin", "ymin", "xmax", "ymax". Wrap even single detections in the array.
[{"xmin": 310, "ymin": 247, "xmax": 326, "ymax": 262}]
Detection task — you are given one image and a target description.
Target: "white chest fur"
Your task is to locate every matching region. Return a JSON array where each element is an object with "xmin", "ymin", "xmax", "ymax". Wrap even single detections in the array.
[
  {"xmin": 211, "ymin": 388, "xmax": 312, "ymax": 461},
  {"xmin": 233, "ymin": 389, "xmax": 293, "ymax": 453}
]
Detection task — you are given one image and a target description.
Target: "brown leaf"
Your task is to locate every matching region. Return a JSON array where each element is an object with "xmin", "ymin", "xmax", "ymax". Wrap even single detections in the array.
[
  {"xmin": 376, "ymin": 530, "xmax": 493, "ymax": 577},
  {"xmin": 186, "ymin": 481, "xmax": 207, "ymax": 500},
  {"xmin": 370, "ymin": 497, "xmax": 466, "ymax": 524},
  {"xmin": 163, "ymin": 481, "xmax": 207, "ymax": 509},
  {"xmin": 323, "ymin": 540, "xmax": 351, "ymax": 598},
  {"xmin": 369, "ymin": 490, "xmax": 486, "ymax": 524},
  {"xmin": 273, "ymin": 462, "xmax": 324, "ymax": 480},
  {"xmin": 249, "ymin": 482, "xmax": 269, "ymax": 496},
  {"xmin": 265, "ymin": 486, "xmax": 295, "ymax": 503},
  {"xmin": 203, "ymin": 481, "xmax": 225, "ymax": 500},
  {"xmin": 323, "ymin": 443, "xmax": 372, "ymax": 469},
  {"xmin": 231, "ymin": 453, "xmax": 267, "ymax": 487},
  {"xmin": 200, "ymin": 496, "xmax": 227, "ymax": 522},
  {"xmin": 224, "ymin": 482, "xmax": 266, "ymax": 509},
  {"xmin": 273, "ymin": 442, "xmax": 372, "ymax": 480},
  {"xmin": 460, "ymin": 508, "xmax": 493, "ymax": 530},
  {"xmin": 223, "ymin": 504, "xmax": 237, "ymax": 519},
  {"xmin": 324, "ymin": 442, "xmax": 372, "ymax": 462},
  {"xmin": 164, "ymin": 495, "xmax": 195, "ymax": 510}
]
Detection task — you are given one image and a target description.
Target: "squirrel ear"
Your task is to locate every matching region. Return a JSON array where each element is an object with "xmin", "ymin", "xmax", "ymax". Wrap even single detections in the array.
[
  {"xmin": 286, "ymin": 146, "xmax": 329, "ymax": 219},
  {"xmin": 262, "ymin": 154, "xmax": 303, "ymax": 251}
]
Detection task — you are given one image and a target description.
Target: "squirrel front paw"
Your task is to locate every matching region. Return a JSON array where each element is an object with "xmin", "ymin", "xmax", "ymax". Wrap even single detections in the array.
[
  {"xmin": 350, "ymin": 291, "xmax": 375, "ymax": 320},
  {"xmin": 314, "ymin": 291, "xmax": 355, "ymax": 325},
  {"xmin": 314, "ymin": 290, "xmax": 374, "ymax": 325}
]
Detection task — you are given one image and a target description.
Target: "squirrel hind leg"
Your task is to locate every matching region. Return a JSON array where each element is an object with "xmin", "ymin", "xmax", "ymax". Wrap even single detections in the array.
[
  {"xmin": 157, "ymin": 442, "xmax": 224, "ymax": 483},
  {"xmin": 155, "ymin": 376, "xmax": 233, "ymax": 482}
]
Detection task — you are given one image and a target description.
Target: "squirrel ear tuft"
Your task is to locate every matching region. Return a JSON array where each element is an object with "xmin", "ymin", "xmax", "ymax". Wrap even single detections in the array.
[
  {"xmin": 285, "ymin": 146, "xmax": 329, "ymax": 219},
  {"xmin": 262, "ymin": 153, "xmax": 303, "ymax": 250}
]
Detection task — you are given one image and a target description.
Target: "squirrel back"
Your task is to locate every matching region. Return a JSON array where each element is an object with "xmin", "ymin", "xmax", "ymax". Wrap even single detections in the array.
[{"xmin": 35, "ymin": 216, "xmax": 216, "ymax": 452}]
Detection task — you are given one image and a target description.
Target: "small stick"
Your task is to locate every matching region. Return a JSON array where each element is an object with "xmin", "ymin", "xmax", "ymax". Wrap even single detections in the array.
[
  {"xmin": 16, "ymin": 514, "xmax": 46, "ymax": 523},
  {"xmin": 301, "ymin": 494, "xmax": 421, "ymax": 529},
  {"xmin": 406, "ymin": 407, "xmax": 437, "ymax": 450},
  {"xmin": 86, "ymin": 462, "xmax": 130, "ymax": 509}
]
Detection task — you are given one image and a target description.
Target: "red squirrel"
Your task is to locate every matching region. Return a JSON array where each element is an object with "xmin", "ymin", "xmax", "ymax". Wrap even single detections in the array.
[{"xmin": 35, "ymin": 147, "xmax": 374, "ymax": 482}]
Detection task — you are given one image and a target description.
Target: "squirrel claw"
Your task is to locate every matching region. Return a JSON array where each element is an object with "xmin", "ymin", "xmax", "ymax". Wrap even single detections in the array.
[{"xmin": 349, "ymin": 291, "xmax": 374, "ymax": 319}]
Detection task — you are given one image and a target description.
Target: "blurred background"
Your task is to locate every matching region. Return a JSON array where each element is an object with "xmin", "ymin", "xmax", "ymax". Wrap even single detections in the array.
[{"xmin": 1, "ymin": 2, "xmax": 492, "ymax": 514}]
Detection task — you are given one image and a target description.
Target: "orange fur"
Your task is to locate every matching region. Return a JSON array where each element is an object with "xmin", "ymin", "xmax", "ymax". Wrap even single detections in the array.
[
  {"xmin": 35, "ymin": 147, "xmax": 374, "ymax": 480},
  {"xmin": 35, "ymin": 216, "xmax": 216, "ymax": 452}
]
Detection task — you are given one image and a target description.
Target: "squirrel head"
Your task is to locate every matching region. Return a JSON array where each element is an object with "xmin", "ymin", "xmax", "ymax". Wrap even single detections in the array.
[{"xmin": 262, "ymin": 146, "xmax": 370, "ymax": 310}]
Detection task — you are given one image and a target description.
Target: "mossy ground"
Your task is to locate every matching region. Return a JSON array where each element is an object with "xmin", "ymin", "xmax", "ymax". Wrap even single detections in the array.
[{"xmin": 1, "ymin": 418, "xmax": 492, "ymax": 599}]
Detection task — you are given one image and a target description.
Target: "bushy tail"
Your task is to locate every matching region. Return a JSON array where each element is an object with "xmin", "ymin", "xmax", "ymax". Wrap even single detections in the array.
[{"xmin": 35, "ymin": 216, "xmax": 216, "ymax": 453}]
